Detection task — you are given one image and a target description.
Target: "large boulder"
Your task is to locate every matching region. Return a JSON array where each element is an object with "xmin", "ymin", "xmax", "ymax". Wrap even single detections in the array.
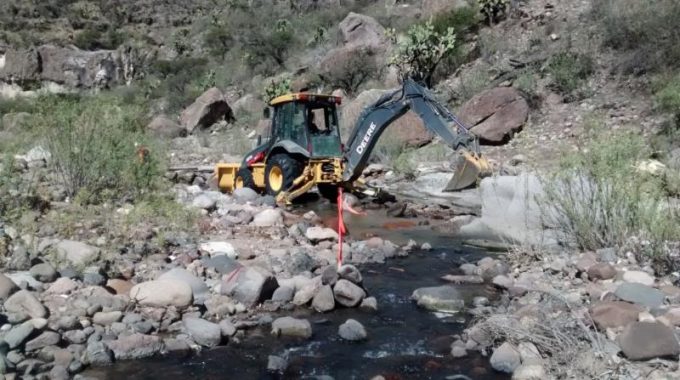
[
  {"xmin": 618, "ymin": 322, "xmax": 680, "ymax": 360},
  {"xmin": 333, "ymin": 279, "xmax": 366, "ymax": 307},
  {"xmin": 53, "ymin": 240, "xmax": 101, "ymax": 268},
  {"xmin": 232, "ymin": 94, "xmax": 266, "ymax": 116},
  {"xmin": 180, "ymin": 87, "xmax": 234, "ymax": 133},
  {"xmin": 614, "ymin": 283, "xmax": 665, "ymax": 309},
  {"xmin": 221, "ymin": 267, "xmax": 278, "ymax": 307},
  {"xmin": 158, "ymin": 268, "xmax": 210, "ymax": 305},
  {"xmin": 458, "ymin": 174, "xmax": 559, "ymax": 250},
  {"xmin": 0, "ymin": 48, "xmax": 41, "ymax": 82},
  {"xmin": 341, "ymin": 89, "xmax": 432, "ymax": 147},
  {"xmin": 339, "ymin": 12, "xmax": 388, "ymax": 49},
  {"xmin": 130, "ymin": 280, "xmax": 193, "ymax": 308},
  {"xmin": 147, "ymin": 115, "xmax": 186, "ymax": 138},
  {"xmin": 459, "ymin": 87, "xmax": 529, "ymax": 145}
]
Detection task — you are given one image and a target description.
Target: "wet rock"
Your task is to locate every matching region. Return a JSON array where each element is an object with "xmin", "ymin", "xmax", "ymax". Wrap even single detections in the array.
[
  {"xmin": 0, "ymin": 273, "xmax": 19, "ymax": 300},
  {"xmin": 305, "ymin": 227, "xmax": 338, "ymax": 242},
  {"xmin": 338, "ymin": 319, "xmax": 367, "ymax": 341},
  {"xmin": 268, "ymin": 355, "xmax": 288, "ymax": 373},
  {"xmin": 587, "ymin": 263, "xmax": 616, "ymax": 281},
  {"xmin": 221, "ymin": 267, "xmax": 278, "ymax": 307},
  {"xmin": 252, "ymin": 209, "xmax": 283, "ymax": 227},
  {"xmin": 490, "ymin": 342, "xmax": 521, "ymax": 373},
  {"xmin": 333, "ymin": 279, "xmax": 366, "ymax": 307},
  {"xmin": 512, "ymin": 364, "xmax": 546, "ymax": 380},
  {"xmin": 106, "ymin": 333, "xmax": 164, "ymax": 360},
  {"xmin": 92, "ymin": 311, "xmax": 123, "ymax": 326},
  {"xmin": 163, "ymin": 338, "xmax": 192, "ymax": 355},
  {"xmin": 271, "ymin": 317, "xmax": 312, "ymax": 339},
  {"xmin": 321, "ymin": 266, "xmax": 339, "ymax": 286},
  {"xmin": 29, "ymin": 263, "xmax": 57, "ymax": 283},
  {"xmin": 130, "ymin": 280, "xmax": 193, "ymax": 308},
  {"xmin": 411, "ymin": 286, "xmax": 464, "ymax": 313},
  {"xmin": 158, "ymin": 268, "xmax": 210, "ymax": 305},
  {"xmin": 312, "ymin": 285, "xmax": 335, "ymax": 312},
  {"xmin": 614, "ymin": 283, "xmax": 664, "ymax": 309},
  {"xmin": 360, "ymin": 297, "xmax": 378, "ymax": 311},
  {"xmin": 618, "ymin": 322, "xmax": 680, "ymax": 360},
  {"xmin": 203, "ymin": 255, "xmax": 241, "ymax": 275},
  {"xmin": 25, "ymin": 331, "xmax": 60, "ymax": 351},
  {"xmin": 199, "ymin": 241, "xmax": 238, "ymax": 259},
  {"xmin": 338, "ymin": 265, "xmax": 362, "ymax": 284},
  {"xmin": 622, "ymin": 271, "xmax": 655, "ymax": 286},
  {"xmin": 219, "ymin": 319, "xmax": 236, "ymax": 337},
  {"xmin": 4, "ymin": 322, "xmax": 35, "ymax": 349},
  {"xmin": 4, "ymin": 290, "xmax": 47, "ymax": 319},
  {"xmin": 180, "ymin": 87, "xmax": 234, "ymax": 133},
  {"xmin": 183, "ymin": 317, "xmax": 221, "ymax": 347},
  {"xmin": 54, "ymin": 240, "xmax": 100, "ymax": 268},
  {"xmin": 85, "ymin": 341, "xmax": 114, "ymax": 366},
  {"xmin": 272, "ymin": 286, "xmax": 295, "ymax": 303},
  {"xmin": 45, "ymin": 277, "xmax": 78, "ymax": 295},
  {"xmin": 590, "ymin": 301, "xmax": 643, "ymax": 329}
]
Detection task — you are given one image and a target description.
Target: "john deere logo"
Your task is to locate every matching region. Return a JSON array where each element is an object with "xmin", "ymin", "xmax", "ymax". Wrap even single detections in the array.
[{"xmin": 356, "ymin": 122, "xmax": 377, "ymax": 155}]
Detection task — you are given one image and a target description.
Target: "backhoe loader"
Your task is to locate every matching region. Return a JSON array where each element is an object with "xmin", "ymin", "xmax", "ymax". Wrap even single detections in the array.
[{"xmin": 215, "ymin": 78, "xmax": 492, "ymax": 203}]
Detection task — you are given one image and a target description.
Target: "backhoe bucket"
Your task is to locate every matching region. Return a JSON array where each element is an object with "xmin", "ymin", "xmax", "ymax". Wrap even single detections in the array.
[{"xmin": 444, "ymin": 151, "xmax": 492, "ymax": 191}]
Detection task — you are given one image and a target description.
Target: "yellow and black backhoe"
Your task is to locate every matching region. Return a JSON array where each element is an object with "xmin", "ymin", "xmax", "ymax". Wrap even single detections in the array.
[{"xmin": 215, "ymin": 78, "xmax": 491, "ymax": 203}]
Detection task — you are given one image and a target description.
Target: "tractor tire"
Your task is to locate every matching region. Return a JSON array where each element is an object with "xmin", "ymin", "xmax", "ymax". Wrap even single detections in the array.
[
  {"xmin": 235, "ymin": 168, "xmax": 256, "ymax": 190},
  {"xmin": 265, "ymin": 154, "xmax": 303, "ymax": 196},
  {"xmin": 317, "ymin": 184, "xmax": 339, "ymax": 203}
]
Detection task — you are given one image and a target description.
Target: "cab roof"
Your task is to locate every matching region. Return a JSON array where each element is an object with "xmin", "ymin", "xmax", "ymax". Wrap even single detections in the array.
[{"xmin": 269, "ymin": 93, "xmax": 342, "ymax": 106}]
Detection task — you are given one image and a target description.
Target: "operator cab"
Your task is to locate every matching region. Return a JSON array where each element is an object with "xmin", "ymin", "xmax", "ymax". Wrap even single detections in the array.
[{"xmin": 267, "ymin": 93, "xmax": 343, "ymax": 158}]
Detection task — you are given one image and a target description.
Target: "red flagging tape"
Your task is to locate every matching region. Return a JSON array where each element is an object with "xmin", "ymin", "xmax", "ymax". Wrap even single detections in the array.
[{"xmin": 337, "ymin": 187, "xmax": 346, "ymax": 269}]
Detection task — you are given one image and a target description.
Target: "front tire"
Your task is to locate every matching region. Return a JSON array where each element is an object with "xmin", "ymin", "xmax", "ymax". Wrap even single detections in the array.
[{"xmin": 265, "ymin": 154, "xmax": 303, "ymax": 196}]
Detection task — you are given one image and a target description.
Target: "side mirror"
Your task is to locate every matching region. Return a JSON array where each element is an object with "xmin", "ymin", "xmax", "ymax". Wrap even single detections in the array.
[
  {"xmin": 263, "ymin": 107, "xmax": 271, "ymax": 119},
  {"xmin": 257, "ymin": 135, "xmax": 262, "ymax": 146}
]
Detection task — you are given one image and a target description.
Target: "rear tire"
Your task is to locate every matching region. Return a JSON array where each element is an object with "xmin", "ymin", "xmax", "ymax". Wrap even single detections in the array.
[
  {"xmin": 235, "ymin": 168, "xmax": 256, "ymax": 190},
  {"xmin": 317, "ymin": 184, "xmax": 339, "ymax": 203},
  {"xmin": 265, "ymin": 154, "xmax": 303, "ymax": 196}
]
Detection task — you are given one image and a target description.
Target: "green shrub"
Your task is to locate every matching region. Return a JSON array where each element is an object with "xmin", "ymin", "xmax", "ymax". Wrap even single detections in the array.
[
  {"xmin": 388, "ymin": 21, "xmax": 457, "ymax": 87},
  {"xmin": 546, "ymin": 52, "xmax": 594, "ymax": 99},
  {"xmin": 36, "ymin": 95, "xmax": 161, "ymax": 203},
  {"xmin": 74, "ymin": 27, "xmax": 126, "ymax": 50},
  {"xmin": 432, "ymin": 5, "xmax": 480, "ymax": 34},
  {"xmin": 203, "ymin": 24, "xmax": 232, "ymax": 59},
  {"xmin": 542, "ymin": 119, "xmax": 679, "ymax": 269},
  {"xmin": 656, "ymin": 74, "xmax": 680, "ymax": 127},
  {"xmin": 591, "ymin": 0, "xmax": 680, "ymax": 72},
  {"xmin": 317, "ymin": 47, "xmax": 381, "ymax": 97},
  {"xmin": 262, "ymin": 77, "xmax": 292, "ymax": 102},
  {"xmin": 478, "ymin": 0, "xmax": 508, "ymax": 25}
]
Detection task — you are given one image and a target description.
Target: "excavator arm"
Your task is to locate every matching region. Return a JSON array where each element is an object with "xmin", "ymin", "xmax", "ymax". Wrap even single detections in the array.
[{"xmin": 342, "ymin": 78, "xmax": 491, "ymax": 190}]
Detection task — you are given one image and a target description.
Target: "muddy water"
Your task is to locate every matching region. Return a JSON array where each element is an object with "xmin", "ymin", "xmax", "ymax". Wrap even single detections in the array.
[{"xmin": 85, "ymin": 205, "xmax": 509, "ymax": 380}]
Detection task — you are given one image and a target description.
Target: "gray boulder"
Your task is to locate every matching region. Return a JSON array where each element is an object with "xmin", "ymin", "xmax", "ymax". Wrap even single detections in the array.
[
  {"xmin": 305, "ymin": 227, "xmax": 338, "ymax": 242},
  {"xmin": 490, "ymin": 342, "xmax": 521, "ymax": 373},
  {"xmin": 271, "ymin": 317, "xmax": 312, "ymax": 339},
  {"xmin": 29, "ymin": 263, "xmax": 57, "ymax": 282},
  {"xmin": 130, "ymin": 280, "xmax": 193, "ymax": 308},
  {"xmin": 105, "ymin": 334, "xmax": 164, "ymax": 360},
  {"xmin": 233, "ymin": 187, "xmax": 259, "ymax": 203},
  {"xmin": 0, "ymin": 273, "xmax": 18, "ymax": 300},
  {"xmin": 618, "ymin": 322, "xmax": 680, "ymax": 360},
  {"xmin": 4, "ymin": 290, "xmax": 47, "ymax": 319},
  {"xmin": 338, "ymin": 319, "xmax": 367, "ymax": 341},
  {"xmin": 92, "ymin": 311, "xmax": 123, "ymax": 326},
  {"xmin": 158, "ymin": 268, "xmax": 210, "ymax": 305},
  {"xmin": 272, "ymin": 286, "xmax": 295, "ymax": 303},
  {"xmin": 252, "ymin": 209, "xmax": 284, "ymax": 227},
  {"xmin": 338, "ymin": 265, "xmax": 362, "ymax": 284},
  {"xmin": 333, "ymin": 279, "xmax": 366, "ymax": 307},
  {"xmin": 54, "ymin": 240, "xmax": 101, "ymax": 268},
  {"xmin": 221, "ymin": 267, "xmax": 278, "ymax": 307},
  {"xmin": 183, "ymin": 317, "xmax": 222, "ymax": 347},
  {"xmin": 3, "ymin": 322, "xmax": 35, "ymax": 349},
  {"xmin": 312, "ymin": 285, "xmax": 335, "ymax": 312},
  {"xmin": 147, "ymin": 115, "xmax": 185, "ymax": 138},
  {"xmin": 85, "ymin": 341, "xmax": 114, "ymax": 366},
  {"xmin": 25, "ymin": 331, "xmax": 60, "ymax": 351},
  {"xmin": 614, "ymin": 283, "xmax": 665, "ymax": 309}
]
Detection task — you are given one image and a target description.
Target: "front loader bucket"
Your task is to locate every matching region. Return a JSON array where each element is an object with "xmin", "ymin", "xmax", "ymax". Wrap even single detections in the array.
[{"xmin": 444, "ymin": 151, "xmax": 492, "ymax": 191}]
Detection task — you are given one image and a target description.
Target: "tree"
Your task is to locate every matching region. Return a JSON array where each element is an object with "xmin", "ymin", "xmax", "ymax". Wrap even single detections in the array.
[
  {"xmin": 388, "ymin": 21, "xmax": 456, "ymax": 88},
  {"xmin": 319, "ymin": 47, "xmax": 381, "ymax": 97},
  {"xmin": 204, "ymin": 24, "xmax": 232, "ymax": 59}
]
